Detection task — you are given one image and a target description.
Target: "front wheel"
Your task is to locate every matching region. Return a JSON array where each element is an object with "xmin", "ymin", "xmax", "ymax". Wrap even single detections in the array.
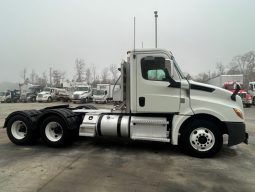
[
  {"xmin": 245, "ymin": 104, "xmax": 251, "ymax": 108},
  {"xmin": 40, "ymin": 116, "xmax": 73, "ymax": 147},
  {"xmin": 47, "ymin": 97, "xmax": 52, "ymax": 102},
  {"xmin": 180, "ymin": 120, "xmax": 223, "ymax": 158}
]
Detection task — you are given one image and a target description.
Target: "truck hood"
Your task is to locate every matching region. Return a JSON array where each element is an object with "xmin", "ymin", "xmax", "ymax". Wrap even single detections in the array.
[
  {"xmin": 93, "ymin": 95, "xmax": 105, "ymax": 99},
  {"xmin": 188, "ymin": 80, "xmax": 244, "ymax": 122},
  {"xmin": 73, "ymin": 91, "xmax": 88, "ymax": 95},
  {"xmin": 189, "ymin": 80, "xmax": 237, "ymax": 101},
  {"xmin": 38, "ymin": 91, "xmax": 50, "ymax": 95}
]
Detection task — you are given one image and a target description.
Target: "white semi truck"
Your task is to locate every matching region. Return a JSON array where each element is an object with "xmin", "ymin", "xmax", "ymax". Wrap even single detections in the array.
[
  {"xmin": 72, "ymin": 85, "xmax": 92, "ymax": 103},
  {"xmin": 3, "ymin": 49, "xmax": 248, "ymax": 157},
  {"xmin": 93, "ymin": 84, "xmax": 121, "ymax": 103}
]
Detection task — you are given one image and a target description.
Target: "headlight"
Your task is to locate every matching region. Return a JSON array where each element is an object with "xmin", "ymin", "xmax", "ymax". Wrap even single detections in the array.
[{"xmin": 233, "ymin": 108, "xmax": 243, "ymax": 119}]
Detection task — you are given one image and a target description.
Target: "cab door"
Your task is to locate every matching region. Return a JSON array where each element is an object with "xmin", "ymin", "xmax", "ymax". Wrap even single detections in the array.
[{"xmin": 136, "ymin": 53, "xmax": 181, "ymax": 113}]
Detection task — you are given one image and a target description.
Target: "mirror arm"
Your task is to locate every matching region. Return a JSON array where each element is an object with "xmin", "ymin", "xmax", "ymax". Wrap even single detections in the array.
[{"xmin": 168, "ymin": 78, "xmax": 181, "ymax": 88}]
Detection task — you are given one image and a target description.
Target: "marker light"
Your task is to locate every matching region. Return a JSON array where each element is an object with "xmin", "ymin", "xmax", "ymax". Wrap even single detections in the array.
[{"xmin": 233, "ymin": 108, "xmax": 243, "ymax": 119}]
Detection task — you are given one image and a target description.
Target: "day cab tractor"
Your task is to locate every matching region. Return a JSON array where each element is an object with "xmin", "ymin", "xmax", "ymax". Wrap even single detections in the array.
[
  {"xmin": 3, "ymin": 49, "xmax": 248, "ymax": 158},
  {"xmin": 223, "ymin": 81, "xmax": 252, "ymax": 108},
  {"xmin": 0, "ymin": 90, "xmax": 20, "ymax": 103}
]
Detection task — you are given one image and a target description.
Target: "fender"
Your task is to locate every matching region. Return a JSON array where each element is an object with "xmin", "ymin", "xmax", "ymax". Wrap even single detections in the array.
[
  {"xmin": 171, "ymin": 115, "xmax": 190, "ymax": 145},
  {"xmin": 3, "ymin": 110, "xmax": 42, "ymax": 129},
  {"xmin": 38, "ymin": 108, "xmax": 81, "ymax": 130}
]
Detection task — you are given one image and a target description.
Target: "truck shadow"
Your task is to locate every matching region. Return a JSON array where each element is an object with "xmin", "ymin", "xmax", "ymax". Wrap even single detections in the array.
[{"xmin": 71, "ymin": 136, "xmax": 238, "ymax": 158}]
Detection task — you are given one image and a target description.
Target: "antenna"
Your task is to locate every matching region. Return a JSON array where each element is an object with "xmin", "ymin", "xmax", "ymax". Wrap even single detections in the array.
[
  {"xmin": 134, "ymin": 16, "xmax": 136, "ymax": 51},
  {"xmin": 154, "ymin": 11, "xmax": 158, "ymax": 48}
]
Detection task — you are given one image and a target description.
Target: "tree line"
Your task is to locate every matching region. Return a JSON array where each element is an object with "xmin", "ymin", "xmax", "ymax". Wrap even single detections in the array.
[
  {"xmin": 20, "ymin": 58, "xmax": 120, "ymax": 87},
  {"xmin": 193, "ymin": 50, "xmax": 255, "ymax": 87}
]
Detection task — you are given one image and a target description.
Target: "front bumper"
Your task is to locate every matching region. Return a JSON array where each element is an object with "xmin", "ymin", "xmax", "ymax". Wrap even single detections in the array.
[
  {"xmin": 36, "ymin": 97, "xmax": 48, "ymax": 102},
  {"xmin": 225, "ymin": 122, "xmax": 248, "ymax": 146}
]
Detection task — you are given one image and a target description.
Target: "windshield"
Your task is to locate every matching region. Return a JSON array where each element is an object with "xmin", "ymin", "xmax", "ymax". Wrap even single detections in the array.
[
  {"xmin": 0, "ymin": 92, "xmax": 5, "ymax": 96},
  {"xmin": 44, "ymin": 88, "xmax": 50, "ymax": 92},
  {"xmin": 77, "ymin": 87, "xmax": 89, "ymax": 91},
  {"xmin": 95, "ymin": 90, "xmax": 105, "ymax": 95},
  {"xmin": 173, "ymin": 58, "xmax": 185, "ymax": 79}
]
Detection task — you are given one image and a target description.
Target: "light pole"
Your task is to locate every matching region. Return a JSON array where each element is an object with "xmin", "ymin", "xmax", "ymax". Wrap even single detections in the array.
[{"xmin": 154, "ymin": 11, "xmax": 158, "ymax": 48}]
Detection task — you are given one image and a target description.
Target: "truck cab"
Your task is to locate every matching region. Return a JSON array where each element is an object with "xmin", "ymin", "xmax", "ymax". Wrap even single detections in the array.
[
  {"xmin": 0, "ymin": 91, "xmax": 7, "ymax": 103},
  {"xmin": 36, "ymin": 87, "xmax": 58, "ymax": 102},
  {"xmin": 224, "ymin": 81, "xmax": 252, "ymax": 107},
  {"xmin": 72, "ymin": 85, "xmax": 92, "ymax": 103}
]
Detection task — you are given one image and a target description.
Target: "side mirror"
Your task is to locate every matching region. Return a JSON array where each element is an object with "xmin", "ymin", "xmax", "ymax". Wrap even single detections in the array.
[{"xmin": 231, "ymin": 82, "xmax": 241, "ymax": 101}]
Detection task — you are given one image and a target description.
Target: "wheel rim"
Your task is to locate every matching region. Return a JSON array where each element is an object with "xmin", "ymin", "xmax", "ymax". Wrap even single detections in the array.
[
  {"xmin": 11, "ymin": 121, "xmax": 27, "ymax": 140},
  {"xmin": 189, "ymin": 127, "xmax": 215, "ymax": 152},
  {"xmin": 45, "ymin": 122, "xmax": 63, "ymax": 142}
]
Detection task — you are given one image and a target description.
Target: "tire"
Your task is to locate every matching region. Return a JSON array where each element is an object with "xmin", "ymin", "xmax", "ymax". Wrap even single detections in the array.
[
  {"xmin": 253, "ymin": 98, "xmax": 255, "ymax": 105},
  {"xmin": 245, "ymin": 104, "xmax": 251, "ymax": 108},
  {"xmin": 81, "ymin": 98, "xmax": 88, "ymax": 103},
  {"xmin": 40, "ymin": 115, "xmax": 73, "ymax": 147},
  {"xmin": 47, "ymin": 97, "xmax": 52, "ymax": 103},
  {"xmin": 6, "ymin": 115, "xmax": 38, "ymax": 145},
  {"xmin": 180, "ymin": 120, "xmax": 223, "ymax": 158}
]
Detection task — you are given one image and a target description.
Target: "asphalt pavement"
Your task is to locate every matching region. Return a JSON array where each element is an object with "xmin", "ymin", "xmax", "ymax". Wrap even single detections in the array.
[{"xmin": 0, "ymin": 102, "xmax": 254, "ymax": 192}]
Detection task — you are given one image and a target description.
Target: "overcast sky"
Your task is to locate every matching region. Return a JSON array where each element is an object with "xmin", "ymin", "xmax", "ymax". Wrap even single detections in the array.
[{"xmin": 0, "ymin": 0, "xmax": 254, "ymax": 83}]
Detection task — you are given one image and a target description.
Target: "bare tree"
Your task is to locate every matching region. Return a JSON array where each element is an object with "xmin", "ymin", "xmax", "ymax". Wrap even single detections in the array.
[
  {"xmin": 101, "ymin": 67, "xmax": 109, "ymax": 83},
  {"xmin": 52, "ymin": 70, "xmax": 65, "ymax": 87},
  {"xmin": 194, "ymin": 72, "xmax": 210, "ymax": 83},
  {"xmin": 216, "ymin": 62, "xmax": 225, "ymax": 75},
  {"xmin": 30, "ymin": 70, "xmax": 36, "ymax": 84},
  {"xmin": 20, "ymin": 68, "xmax": 27, "ymax": 83},
  {"xmin": 231, "ymin": 51, "xmax": 255, "ymax": 86},
  {"xmin": 75, "ymin": 58, "xmax": 85, "ymax": 82},
  {"xmin": 85, "ymin": 68, "xmax": 92, "ymax": 84},
  {"xmin": 92, "ymin": 64, "xmax": 96, "ymax": 81},
  {"xmin": 109, "ymin": 64, "xmax": 119, "ymax": 82}
]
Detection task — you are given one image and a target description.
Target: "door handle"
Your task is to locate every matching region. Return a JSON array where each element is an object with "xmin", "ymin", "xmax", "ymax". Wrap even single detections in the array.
[{"xmin": 139, "ymin": 97, "xmax": 145, "ymax": 107}]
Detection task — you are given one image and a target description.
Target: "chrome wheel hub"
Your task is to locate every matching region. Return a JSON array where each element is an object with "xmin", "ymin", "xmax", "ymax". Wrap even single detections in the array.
[
  {"xmin": 11, "ymin": 121, "xmax": 27, "ymax": 140},
  {"xmin": 45, "ymin": 122, "xmax": 63, "ymax": 142},
  {"xmin": 190, "ymin": 127, "xmax": 215, "ymax": 152}
]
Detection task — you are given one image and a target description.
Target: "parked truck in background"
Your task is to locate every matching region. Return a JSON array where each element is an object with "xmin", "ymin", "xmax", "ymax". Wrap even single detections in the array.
[
  {"xmin": 248, "ymin": 82, "xmax": 255, "ymax": 105},
  {"xmin": 20, "ymin": 84, "xmax": 42, "ymax": 102},
  {"xmin": 223, "ymin": 81, "xmax": 252, "ymax": 107},
  {"xmin": 0, "ymin": 90, "xmax": 20, "ymax": 103},
  {"xmin": 0, "ymin": 91, "xmax": 7, "ymax": 103},
  {"xmin": 72, "ymin": 85, "xmax": 92, "ymax": 103},
  {"xmin": 93, "ymin": 84, "xmax": 120, "ymax": 103},
  {"xmin": 36, "ymin": 87, "xmax": 59, "ymax": 102},
  {"xmin": 205, "ymin": 74, "xmax": 244, "ymax": 87},
  {"xmin": 3, "ymin": 48, "xmax": 248, "ymax": 158}
]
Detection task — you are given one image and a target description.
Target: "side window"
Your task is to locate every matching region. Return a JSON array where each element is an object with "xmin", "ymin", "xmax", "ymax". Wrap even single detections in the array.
[
  {"xmin": 141, "ymin": 57, "xmax": 169, "ymax": 81},
  {"xmin": 147, "ymin": 69, "xmax": 166, "ymax": 81},
  {"xmin": 249, "ymin": 84, "xmax": 253, "ymax": 91}
]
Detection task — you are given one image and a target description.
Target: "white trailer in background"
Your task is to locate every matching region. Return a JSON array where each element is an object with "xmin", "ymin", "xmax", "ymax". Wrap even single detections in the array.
[
  {"xmin": 205, "ymin": 74, "xmax": 243, "ymax": 88},
  {"xmin": 93, "ymin": 84, "xmax": 120, "ymax": 103}
]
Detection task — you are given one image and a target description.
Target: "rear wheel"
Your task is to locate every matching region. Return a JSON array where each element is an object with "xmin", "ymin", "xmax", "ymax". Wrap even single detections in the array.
[
  {"xmin": 180, "ymin": 120, "xmax": 223, "ymax": 158},
  {"xmin": 6, "ymin": 115, "xmax": 38, "ymax": 145},
  {"xmin": 245, "ymin": 104, "xmax": 251, "ymax": 108},
  {"xmin": 47, "ymin": 97, "xmax": 52, "ymax": 102},
  {"xmin": 40, "ymin": 116, "xmax": 73, "ymax": 147}
]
